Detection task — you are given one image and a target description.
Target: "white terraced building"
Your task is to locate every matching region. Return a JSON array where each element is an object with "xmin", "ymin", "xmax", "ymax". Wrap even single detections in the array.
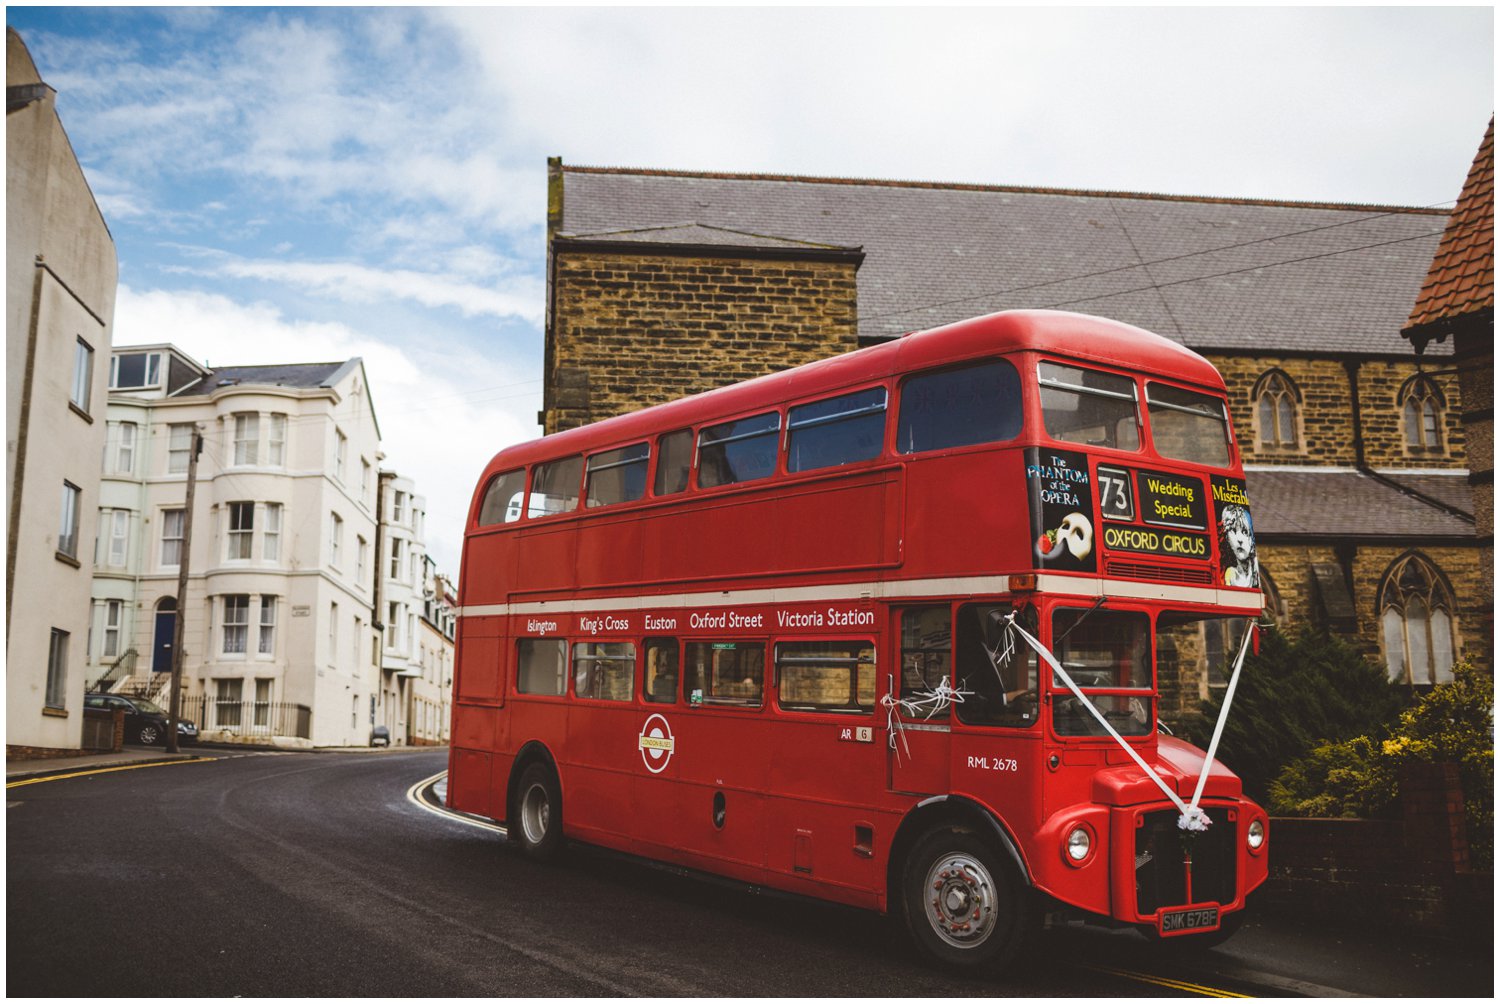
[{"xmin": 87, "ymin": 343, "xmax": 393, "ymax": 748}]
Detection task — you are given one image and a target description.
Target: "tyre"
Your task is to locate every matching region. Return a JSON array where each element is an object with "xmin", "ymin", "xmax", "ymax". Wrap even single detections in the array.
[
  {"xmin": 902, "ymin": 826, "xmax": 1025, "ymax": 969},
  {"xmin": 137, "ymin": 723, "xmax": 163, "ymax": 746},
  {"xmin": 512, "ymin": 762, "xmax": 563, "ymax": 861}
]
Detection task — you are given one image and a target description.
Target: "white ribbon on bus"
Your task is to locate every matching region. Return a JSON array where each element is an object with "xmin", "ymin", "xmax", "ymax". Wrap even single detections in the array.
[{"xmin": 1004, "ymin": 613, "xmax": 1256, "ymax": 833}]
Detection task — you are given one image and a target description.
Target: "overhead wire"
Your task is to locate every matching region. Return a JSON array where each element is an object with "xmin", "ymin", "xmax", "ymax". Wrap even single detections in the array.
[{"xmin": 855, "ymin": 199, "xmax": 1466, "ymax": 325}]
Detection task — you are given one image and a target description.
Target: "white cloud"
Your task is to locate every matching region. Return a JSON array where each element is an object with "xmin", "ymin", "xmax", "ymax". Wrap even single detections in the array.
[
  {"xmin": 432, "ymin": 6, "xmax": 1492, "ymax": 205},
  {"xmin": 214, "ymin": 258, "xmax": 546, "ymax": 325},
  {"xmin": 115, "ymin": 285, "xmax": 540, "ymax": 571}
]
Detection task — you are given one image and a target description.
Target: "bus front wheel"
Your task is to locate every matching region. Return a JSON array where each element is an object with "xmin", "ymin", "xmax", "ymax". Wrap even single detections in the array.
[
  {"xmin": 513, "ymin": 763, "xmax": 562, "ymax": 861},
  {"xmin": 902, "ymin": 826, "xmax": 1023, "ymax": 969}
]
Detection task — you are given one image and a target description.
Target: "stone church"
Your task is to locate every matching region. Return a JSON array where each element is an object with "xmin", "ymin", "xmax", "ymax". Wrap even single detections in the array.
[{"xmin": 538, "ymin": 142, "xmax": 1490, "ymax": 717}]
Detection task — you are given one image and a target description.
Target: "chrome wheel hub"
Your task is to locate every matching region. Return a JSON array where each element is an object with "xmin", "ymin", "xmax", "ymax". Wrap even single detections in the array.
[
  {"xmin": 924, "ymin": 853, "xmax": 998, "ymax": 949},
  {"xmin": 521, "ymin": 783, "xmax": 550, "ymax": 845}
]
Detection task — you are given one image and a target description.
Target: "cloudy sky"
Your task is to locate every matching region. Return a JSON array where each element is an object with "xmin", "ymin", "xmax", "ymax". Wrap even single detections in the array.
[{"xmin": 8, "ymin": 6, "xmax": 1492, "ymax": 570}]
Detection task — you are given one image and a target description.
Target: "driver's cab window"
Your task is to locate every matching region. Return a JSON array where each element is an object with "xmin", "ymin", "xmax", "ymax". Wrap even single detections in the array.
[
  {"xmin": 1050, "ymin": 607, "xmax": 1152, "ymax": 737},
  {"xmin": 954, "ymin": 603, "xmax": 1038, "ymax": 728}
]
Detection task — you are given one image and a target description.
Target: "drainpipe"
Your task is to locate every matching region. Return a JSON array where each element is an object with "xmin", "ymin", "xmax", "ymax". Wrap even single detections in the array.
[{"xmin": 1343, "ymin": 359, "xmax": 1476, "ymax": 526}]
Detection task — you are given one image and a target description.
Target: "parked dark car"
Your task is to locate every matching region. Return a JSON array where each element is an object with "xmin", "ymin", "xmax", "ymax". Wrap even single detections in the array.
[
  {"xmin": 369, "ymin": 725, "xmax": 391, "ymax": 748},
  {"xmin": 84, "ymin": 694, "xmax": 198, "ymax": 746}
]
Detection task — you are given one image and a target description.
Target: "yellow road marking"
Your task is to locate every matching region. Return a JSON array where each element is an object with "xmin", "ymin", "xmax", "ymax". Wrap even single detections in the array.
[
  {"xmin": 6, "ymin": 756, "xmax": 218, "ymax": 788},
  {"xmin": 1088, "ymin": 965, "xmax": 1251, "ymax": 998},
  {"xmin": 405, "ymin": 770, "xmax": 508, "ymax": 835}
]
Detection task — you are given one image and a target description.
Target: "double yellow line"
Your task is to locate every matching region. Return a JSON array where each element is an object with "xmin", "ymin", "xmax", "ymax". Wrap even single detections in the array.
[
  {"xmin": 6, "ymin": 757, "xmax": 217, "ymax": 788},
  {"xmin": 1088, "ymin": 965, "xmax": 1251, "ymax": 997}
]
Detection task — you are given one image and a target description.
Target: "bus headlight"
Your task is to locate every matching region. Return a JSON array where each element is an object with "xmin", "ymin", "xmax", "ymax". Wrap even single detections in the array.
[
  {"xmin": 1247, "ymin": 818, "xmax": 1266, "ymax": 853},
  {"xmin": 1065, "ymin": 825, "xmax": 1092, "ymax": 864}
]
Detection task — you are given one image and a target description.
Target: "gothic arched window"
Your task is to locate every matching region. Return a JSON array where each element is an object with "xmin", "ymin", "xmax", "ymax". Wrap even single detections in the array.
[
  {"xmin": 1253, "ymin": 370, "xmax": 1300, "ymax": 449},
  {"xmin": 1259, "ymin": 567, "xmax": 1286, "ymax": 627},
  {"xmin": 1400, "ymin": 376, "xmax": 1445, "ymax": 452},
  {"xmin": 1379, "ymin": 553, "xmax": 1457, "ymax": 685}
]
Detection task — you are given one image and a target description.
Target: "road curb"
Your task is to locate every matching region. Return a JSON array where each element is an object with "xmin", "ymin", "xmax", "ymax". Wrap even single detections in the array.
[{"xmin": 5, "ymin": 754, "xmax": 207, "ymax": 784}]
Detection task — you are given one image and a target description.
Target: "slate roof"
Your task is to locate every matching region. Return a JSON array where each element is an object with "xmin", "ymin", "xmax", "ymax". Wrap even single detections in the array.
[
  {"xmin": 1245, "ymin": 468, "xmax": 1475, "ymax": 539},
  {"xmin": 1405, "ymin": 118, "xmax": 1495, "ymax": 335},
  {"xmin": 559, "ymin": 165, "xmax": 1450, "ymax": 354},
  {"xmin": 178, "ymin": 361, "xmax": 351, "ymax": 395},
  {"xmin": 558, "ymin": 222, "xmax": 861, "ymax": 253}
]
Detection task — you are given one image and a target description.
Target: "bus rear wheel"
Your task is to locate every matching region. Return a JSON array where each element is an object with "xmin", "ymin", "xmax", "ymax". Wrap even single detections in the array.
[
  {"xmin": 902, "ymin": 826, "xmax": 1023, "ymax": 969},
  {"xmin": 513, "ymin": 763, "xmax": 562, "ymax": 861}
]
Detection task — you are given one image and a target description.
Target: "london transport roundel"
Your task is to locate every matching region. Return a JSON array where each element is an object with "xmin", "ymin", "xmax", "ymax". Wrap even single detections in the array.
[{"xmin": 638, "ymin": 713, "xmax": 675, "ymax": 773}]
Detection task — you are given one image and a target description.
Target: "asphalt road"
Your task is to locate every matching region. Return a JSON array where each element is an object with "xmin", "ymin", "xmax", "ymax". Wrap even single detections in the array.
[{"xmin": 7, "ymin": 749, "xmax": 1490, "ymax": 997}]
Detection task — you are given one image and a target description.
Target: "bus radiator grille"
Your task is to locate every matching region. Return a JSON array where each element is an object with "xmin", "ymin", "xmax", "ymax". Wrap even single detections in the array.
[
  {"xmin": 1106, "ymin": 561, "xmax": 1215, "ymax": 585},
  {"xmin": 1134, "ymin": 809, "xmax": 1238, "ymax": 915}
]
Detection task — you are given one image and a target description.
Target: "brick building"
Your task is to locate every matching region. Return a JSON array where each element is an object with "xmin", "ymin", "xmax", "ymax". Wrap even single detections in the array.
[
  {"xmin": 1403, "ymin": 118, "xmax": 1494, "ymax": 654},
  {"xmin": 541, "ymin": 158, "xmax": 1488, "ymax": 717}
]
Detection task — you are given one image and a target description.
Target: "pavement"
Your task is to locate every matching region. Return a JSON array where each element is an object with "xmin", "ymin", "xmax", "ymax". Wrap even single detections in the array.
[{"xmin": 5, "ymin": 742, "xmax": 416, "ymax": 783}]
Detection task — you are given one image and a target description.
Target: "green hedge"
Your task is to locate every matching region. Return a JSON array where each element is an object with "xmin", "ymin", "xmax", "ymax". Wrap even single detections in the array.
[
  {"xmin": 1181, "ymin": 627, "xmax": 1408, "ymax": 803},
  {"xmin": 1269, "ymin": 660, "xmax": 1493, "ymax": 871}
]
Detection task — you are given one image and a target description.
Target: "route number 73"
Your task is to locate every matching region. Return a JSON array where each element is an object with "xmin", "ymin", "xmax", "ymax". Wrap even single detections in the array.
[{"xmin": 1097, "ymin": 466, "xmax": 1135, "ymax": 521}]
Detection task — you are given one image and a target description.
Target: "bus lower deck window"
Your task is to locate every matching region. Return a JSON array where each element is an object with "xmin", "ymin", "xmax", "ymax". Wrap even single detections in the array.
[
  {"xmin": 775, "ymin": 641, "xmax": 876, "ymax": 713},
  {"xmin": 684, "ymin": 641, "xmax": 764, "ymax": 706},
  {"xmin": 573, "ymin": 642, "xmax": 636, "ymax": 701},
  {"xmin": 645, "ymin": 639, "xmax": 679, "ymax": 703},
  {"xmin": 517, "ymin": 639, "xmax": 567, "ymax": 695}
]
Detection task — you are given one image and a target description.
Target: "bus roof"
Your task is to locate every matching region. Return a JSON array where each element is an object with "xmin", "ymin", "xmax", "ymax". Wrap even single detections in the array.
[{"xmin": 487, "ymin": 310, "xmax": 1223, "ymax": 473}]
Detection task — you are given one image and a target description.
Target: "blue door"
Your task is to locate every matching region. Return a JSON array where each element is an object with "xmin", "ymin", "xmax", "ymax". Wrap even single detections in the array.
[{"xmin": 152, "ymin": 607, "xmax": 175, "ymax": 673}]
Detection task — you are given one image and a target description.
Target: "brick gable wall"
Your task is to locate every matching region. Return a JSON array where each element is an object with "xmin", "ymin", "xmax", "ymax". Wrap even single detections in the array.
[{"xmin": 545, "ymin": 250, "xmax": 859, "ymax": 433}]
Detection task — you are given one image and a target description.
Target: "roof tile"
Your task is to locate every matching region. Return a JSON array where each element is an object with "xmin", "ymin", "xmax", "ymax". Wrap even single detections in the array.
[
  {"xmin": 1406, "ymin": 118, "xmax": 1494, "ymax": 331},
  {"xmin": 560, "ymin": 165, "xmax": 1448, "ymax": 353}
]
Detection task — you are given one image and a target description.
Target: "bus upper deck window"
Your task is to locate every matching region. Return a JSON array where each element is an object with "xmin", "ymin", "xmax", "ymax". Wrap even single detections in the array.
[
  {"xmin": 530, "ymin": 455, "xmax": 583, "ymax": 518},
  {"xmin": 896, "ymin": 360, "xmax": 1022, "ymax": 454},
  {"xmin": 654, "ymin": 429, "xmax": 693, "ymax": 496},
  {"xmin": 1038, "ymin": 362, "xmax": 1141, "ymax": 451},
  {"xmin": 698, "ymin": 412, "xmax": 780, "ymax": 488},
  {"xmin": 586, "ymin": 443, "xmax": 649, "ymax": 508},
  {"xmin": 1146, "ymin": 383, "xmax": 1232, "ymax": 468},
  {"xmin": 787, "ymin": 387, "xmax": 887, "ymax": 473},
  {"xmin": 477, "ymin": 468, "xmax": 526, "ymax": 526}
]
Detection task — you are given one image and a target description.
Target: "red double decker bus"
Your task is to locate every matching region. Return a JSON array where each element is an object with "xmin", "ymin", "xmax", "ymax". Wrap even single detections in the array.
[{"xmin": 448, "ymin": 309, "xmax": 1269, "ymax": 967}]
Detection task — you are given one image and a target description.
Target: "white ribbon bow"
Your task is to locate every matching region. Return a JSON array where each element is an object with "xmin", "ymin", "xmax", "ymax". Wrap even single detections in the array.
[{"xmin": 1005, "ymin": 613, "xmax": 1254, "ymax": 833}]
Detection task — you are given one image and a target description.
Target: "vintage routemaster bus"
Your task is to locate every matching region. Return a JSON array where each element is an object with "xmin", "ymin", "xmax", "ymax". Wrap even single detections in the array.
[{"xmin": 447, "ymin": 309, "xmax": 1269, "ymax": 967}]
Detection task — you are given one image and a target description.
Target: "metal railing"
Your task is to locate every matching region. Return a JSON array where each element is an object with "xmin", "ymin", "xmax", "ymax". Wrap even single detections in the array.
[
  {"xmin": 176, "ymin": 695, "xmax": 312, "ymax": 740},
  {"xmin": 89, "ymin": 648, "xmax": 139, "ymax": 693}
]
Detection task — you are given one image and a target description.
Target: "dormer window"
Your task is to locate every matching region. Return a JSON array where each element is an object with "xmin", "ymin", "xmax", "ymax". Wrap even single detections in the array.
[{"xmin": 110, "ymin": 351, "xmax": 161, "ymax": 390}]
